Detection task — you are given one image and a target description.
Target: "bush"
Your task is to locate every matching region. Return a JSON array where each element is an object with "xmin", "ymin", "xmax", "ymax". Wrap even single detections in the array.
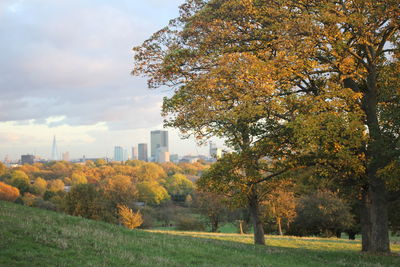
[
  {"xmin": 33, "ymin": 198, "xmax": 57, "ymax": 211},
  {"xmin": 288, "ymin": 191, "xmax": 354, "ymax": 237},
  {"xmin": 0, "ymin": 181, "xmax": 20, "ymax": 202},
  {"xmin": 176, "ymin": 216, "xmax": 205, "ymax": 231},
  {"xmin": 21, "ymin": 193, "xmax": 38, "ymax": 207}
]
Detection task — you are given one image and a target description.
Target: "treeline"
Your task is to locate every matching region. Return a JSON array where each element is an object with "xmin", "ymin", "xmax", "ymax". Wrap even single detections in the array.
[
  {"xmin": 0, "ymin": 160, "xmax": 206, "ymax": 226},
  {"xmin": 1, "ymin": 160, "xmax": 398, "ymax": 238}
]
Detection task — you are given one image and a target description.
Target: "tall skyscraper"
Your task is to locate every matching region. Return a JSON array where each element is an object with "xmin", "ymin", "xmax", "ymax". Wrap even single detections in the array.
[
  {"xmin": 138, "ymin": 143, "xmax": 148, "ymax": 162},
  {"xmin": 114, "ymin": 146, "xmax": 124, "ymax": 162},
  {"xmin": 51, "ymin": 136, "xmax": 59, "ymax": 161},
  {"xmin": 151, "ymin": 130, "xmax": 169, "ymax": 160}
]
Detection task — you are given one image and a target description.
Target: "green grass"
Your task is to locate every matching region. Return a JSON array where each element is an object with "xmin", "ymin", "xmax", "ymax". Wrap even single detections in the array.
[{"xmin": 0, "ymin": 201, "xmax": 399, "ymax": 266}]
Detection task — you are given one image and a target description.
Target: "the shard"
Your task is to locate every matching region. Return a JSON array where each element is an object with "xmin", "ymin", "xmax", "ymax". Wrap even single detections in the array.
[{"xmin": 51, "ymin": 135, "xmax": 59, "ymax": 161}]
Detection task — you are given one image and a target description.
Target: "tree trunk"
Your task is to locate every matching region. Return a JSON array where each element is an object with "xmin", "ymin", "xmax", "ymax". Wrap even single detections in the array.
[
  {"xmin": 211, "ymin": 218, "xmax": 218, "ymax": 232},
  {"xmin": 277, "ymin": 217, "xmax": 283, "ymax": 236},
  {"xmin": 348, "ymin": 232, "xmax": 356, "ymax": 240},
  {"xmin": 368, "ymin": 176, "xmax": 390, "ymax": 252},
  {"xmin": 335, "ymin": 230, "xmax": 341, "ymax": 239},
  {"xmin": 238, "ymin": 220, "xmax": 244, "ymax": 235},
  {"xmin": 360, "ymin": 68, "xmax": 390, "ymax": 253},
  {"xmin": 360, "ymin": 189, "xmax": 371, "ymax": 251},
  {"xmin": 248, "ymin": 188, "xmax": 265, "ymax": 245}
]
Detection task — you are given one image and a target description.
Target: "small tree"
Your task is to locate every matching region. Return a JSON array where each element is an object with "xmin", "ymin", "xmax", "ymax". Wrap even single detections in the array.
[
  {"xmin": 137, "ymin": 181, "xmax": 170, "ymax": 205},
  {"xmin": 31, "ymin": 177, "xmax": 47, "ymax": 196},
  {"xmin": 70, "ymin": 172, "xmax": 88, "ymax": 186},
  {"xmin": 164, "ymin": 173, "xmax": 194, "ymax": 202},
  {"xmin": 156, "ymin": 202, "xmax": 177, "ymax": 227},
  {"xmin": 63, "ymin": 184, "xmax": 107, "ymax": 221},
  {"xmin": 194, "ymin": 191, "xmax": 228, "ymax": 232},
  {"xmin": 261, "ymin": 179, "xmax": 297, "ymax": 236},
  {"xmin": 8, "ymin": 170, "xmax": 30, "ymax": 193},
  {"xmin": 47, "ymin": 179, "xmax": 65, "ymax": 192},
  {"xmin": 118, "ymin": 204, "xmax": 143, "ymax": 229}
]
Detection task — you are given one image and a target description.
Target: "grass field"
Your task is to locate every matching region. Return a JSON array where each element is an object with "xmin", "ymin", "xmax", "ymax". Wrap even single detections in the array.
[{"xmin": 1, "ymin": 201, "xmax": 399, "ymax": 266}]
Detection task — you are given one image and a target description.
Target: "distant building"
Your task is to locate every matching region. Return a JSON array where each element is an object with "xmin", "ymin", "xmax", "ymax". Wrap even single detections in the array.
[
  {"xmin": 62, "ymin": 152, "xmax": 70, "ymax": 161},
  {"xmin": 114, "ymin": 146, "xmax": 124, "ymax": 162},
  {"xmin": 209, "ymin": 142, "xmax": 223, "ymax": 159},
  {"xmin": 3, "ymin": 155, "xmax": 11, "ymax": 164},
  {"xmin": 124, "ymin": 148, "xmax": 129, "ymax": 161},
  {"xmin": 156, "ymin": 147, "xmax": 170, "ymax": 163},
  {"xmin": 131, "ymin": 146, "xmax": 138, "ymax": 160},
  {"xmin": 138, "ymin": 143, "xmax": 148, "ymax": 162},
  {"xmin": 151, "ymin": 130, "xmax": 168, "ymax": 160},
  {"xmin": 51, "ymin": 136, "xmax": 59, "ymax": 161},
  {"xmin": 170, "ymin": 154, "xmax": 179, "ymax": 163},
  {"xmin": 21, "ymin": 154, "xmax": 35, "ymax": 165},
  {"xmin": 180, "ymin": 155, "xmax": 200, "ymax": 163},
  {"xmin": 71, "ymin": 157, "xmax": 110, "ymax": 164}
]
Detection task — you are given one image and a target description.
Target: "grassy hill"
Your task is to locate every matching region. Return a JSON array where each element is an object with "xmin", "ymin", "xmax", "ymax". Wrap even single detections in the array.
[{"xmin": 0, "ymin": 201, "xmax": 399, "ymax": 267}]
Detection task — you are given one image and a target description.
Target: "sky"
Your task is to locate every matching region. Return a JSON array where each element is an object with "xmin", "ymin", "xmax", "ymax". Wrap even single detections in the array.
[{"xmin": 0, "ymin": 0, "xmax": 223, "ymax": 161}]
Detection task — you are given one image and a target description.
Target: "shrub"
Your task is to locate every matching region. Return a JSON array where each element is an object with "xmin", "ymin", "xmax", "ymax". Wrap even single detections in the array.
[
  {"xmin": 0, "ymin": 181, "xmax": 20, "ymax": 202},
  {"xmin": 118, "ymin": 204, "xmax": 143, "ymax": 229},
  {"xmin": 288, "ymin": 191, "xmax": 354, "ymax": 237},
  {"xmin": 176, "ymin": 216, "xmax": 205, "ymax": 231},
  {"xmin": 33, "ymin": 198, "xmax": 57, "ymax": 211}
]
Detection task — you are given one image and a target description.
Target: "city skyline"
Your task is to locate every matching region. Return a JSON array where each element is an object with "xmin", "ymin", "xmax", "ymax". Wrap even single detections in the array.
[
  {"xmin": 2, "ymin": 130, "xmax": 223, "ymax": 162},
  {"xmin": 0, "ymin": 0, "xmax": 225, "ymax": 161}
]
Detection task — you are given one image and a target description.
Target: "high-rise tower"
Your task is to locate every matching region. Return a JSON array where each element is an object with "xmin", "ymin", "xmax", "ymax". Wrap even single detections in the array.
[
  {"xmin": 51, "ymin": 136, "xmax": 59, "ymax": 161},
  {"xmin": 114, "ymin": 146, "xmax": 124, "ymax": 162},
  {"xmin": 151, "ymin": 130, "xmax": 168, "ymax": 161},
  {"xmin": 138, "ymin": 143, "xmax": 148, "ymax": 162}
]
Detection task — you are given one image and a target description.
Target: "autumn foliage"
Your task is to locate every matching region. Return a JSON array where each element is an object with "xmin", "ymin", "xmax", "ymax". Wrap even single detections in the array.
[
  {"xmin": 117, "ymin": 204, "xmax": 143, "ymax": 229},
  {"xmin": 0, "ymin": 181, "xmax": 20, "ymax": 202}
]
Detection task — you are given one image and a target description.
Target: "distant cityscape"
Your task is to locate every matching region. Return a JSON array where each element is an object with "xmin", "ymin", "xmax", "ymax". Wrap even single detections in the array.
[{"xmin": 2, "ymin": 130, "xmax": 223, "ymax": 167}]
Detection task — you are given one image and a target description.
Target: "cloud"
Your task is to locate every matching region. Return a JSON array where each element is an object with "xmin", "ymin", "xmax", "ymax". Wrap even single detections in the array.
[{"xmin": 0, "ymin": 0, "xmax": 182, "ymax": 129}]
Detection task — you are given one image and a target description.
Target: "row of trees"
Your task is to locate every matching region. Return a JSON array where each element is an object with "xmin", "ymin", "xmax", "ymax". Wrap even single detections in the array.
[
  {"xmin": 2, "ymin": 160, "xmax": 395, "ymax": 239},
  {"xmin": 133, "ymin": 0, "xmax": 400, "ymax": 252},
  {"xmin": 0, "ymin": 160, "xmax": 205, "ymax": 226}
]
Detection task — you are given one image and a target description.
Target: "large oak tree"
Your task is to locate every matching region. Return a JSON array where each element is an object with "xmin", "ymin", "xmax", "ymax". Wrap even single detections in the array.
[{"xmin": 133, "ymin": 0, "xmax": 399, "ymax": 252}]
